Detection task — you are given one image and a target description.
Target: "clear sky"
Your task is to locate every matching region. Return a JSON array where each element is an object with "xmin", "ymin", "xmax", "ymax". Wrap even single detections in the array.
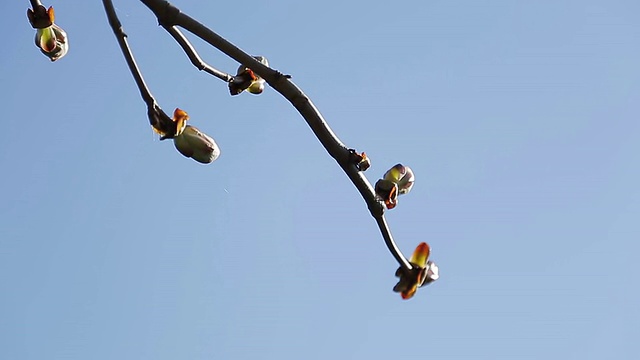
[{"xmin": 1, "ymin": 0, "xmax": 638, "ymax": 359}]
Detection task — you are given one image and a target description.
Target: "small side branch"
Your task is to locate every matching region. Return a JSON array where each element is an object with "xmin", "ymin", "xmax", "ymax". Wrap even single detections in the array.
[{"xmin": 165, "ymin": 26, "xmax": 232, "ymax": 82}]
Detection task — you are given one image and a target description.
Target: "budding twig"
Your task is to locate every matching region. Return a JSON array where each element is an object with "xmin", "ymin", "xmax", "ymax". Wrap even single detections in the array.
[
  {"xmin": 137, "ymin": 0, "xmax": 414, "ymax": 273},
  {"xmin": 103, "ymin": 0, "xmax": 178, "ymax": 138}
]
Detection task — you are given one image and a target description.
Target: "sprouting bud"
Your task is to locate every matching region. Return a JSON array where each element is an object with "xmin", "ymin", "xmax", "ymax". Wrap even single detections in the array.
[
  {"xmin": 375, "ymin": 179, "xmax": 398, "ymax": 209},
  {"xmin": 375, "ymin": 164, "xmax": 415, "ymax": 209},
  {"xmin": 422, "ymin": 261, "xmax": 439, "ymax": 286},
  {"xmin": 393, "ymin": 242, "xmax": 438, "ymax": 300},
  {"xmin": 27, "ymin": 5, "xmax": 53, "ymax": 28},
  {"xmin": 229, "ymin": 56, "xmax": 269, "ymax": 95},
  {"xmin": 36, "ymin": 24, "xmax": 68, "ymax": 62},
  {"xmin": 348, "ymin": 149, "xmax": 370, "ymax": 171},
  {"xmin": 28, "ymin": 6, "xmax": 68, "ymax": 62},
  {"xmin": 247, "ymin": 79, "xmax": 265, "ymax": 95},
  {"xmin": 152, "ymin": 108, "xmax": 188, "ymax": 139},
  {"xmin": 169, "ymin": 108, "xmax": 220, "ymax": 164},
  {"xmin": 173, "ymin": 125, "xmax": 221, "ymax": 164},
  {"xmin": 383, "ymin": 164, "xmax": 414, "ymax": 194}
]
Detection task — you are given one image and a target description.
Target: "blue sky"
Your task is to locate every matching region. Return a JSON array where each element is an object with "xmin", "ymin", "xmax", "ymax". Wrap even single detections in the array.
[{"xmin": 1, "ymin": 0, "xmax": 638, "ymax": 359}]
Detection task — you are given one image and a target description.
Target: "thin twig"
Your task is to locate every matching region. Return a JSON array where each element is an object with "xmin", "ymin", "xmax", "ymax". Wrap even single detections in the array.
[
  {"xmin": 375, "ymin": 216, "xmax": 412, "ymax": 270},
  {"xmin": 139, "ymin": 0, "xmax": 414, "ymax": 273},
  {"xmin": 103, "ymin": 0, "xmax": 177, "ymax": 138},
  {"xmin": 103, "ymin": 0, "xmax": 154, "ymax": 107},
  {"xmin": 165, "ymin": 26, "xmax": 233, "ymax": 82},
  {"xmin": 29, "ymin": 0, "xmax": 42, "ymax": 9}
]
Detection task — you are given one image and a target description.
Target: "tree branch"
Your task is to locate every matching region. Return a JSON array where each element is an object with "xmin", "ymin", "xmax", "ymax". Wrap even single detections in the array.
[
  {"xmin": 375, "ymin": 216, "xmax": 412, "ymax": 270},
  {"xmin": 103, "ymin": 0, "xmax": 154, "ymax": 107},
  {"xmin": 103, "ymin": 0, "xmax": 178, "ymax": 138},
  {"xmin": 165, "ymin": 26, "xmax": 233, "ymax": 82},
  {"xmin": 139, "ymin": 0, "xmax": 413, "ymax": 272}
]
